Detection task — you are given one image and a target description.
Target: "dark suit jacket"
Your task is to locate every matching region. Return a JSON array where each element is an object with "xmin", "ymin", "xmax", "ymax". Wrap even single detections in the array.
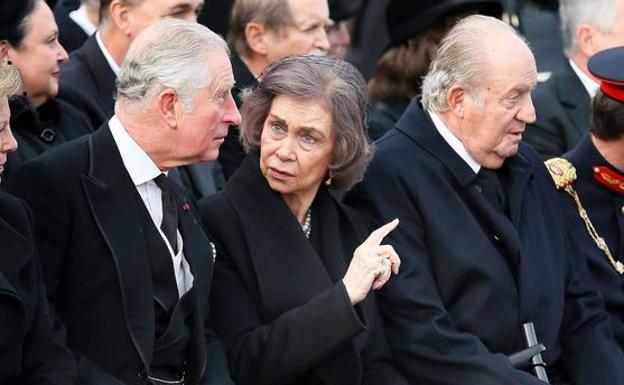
[
  {"xmin": 8, "ymin": 124, "xmax": 233, "ymax": 385},
  {"xmin": 53, "ymin": 0, "xmax": 87, "ymax": 53},
  {"xmin": 3, "ymin": 96, "xmax": 92, "ymax": 187},
  {"xmin": 0, "ymin": 192, "xmax": 75, "ymax": 384},
  {"xmin": 59, "ymin": 35, "xmax": 117, "ymax": 130},
  {"xmin": 218, "ymin": 54, "xmax": 258, "ymax": 180},
  {"xmin": 562, "ymin": 134, "xmax": 624, "ymax": 350},
  {"xmin": 524, "ymin": 61, "xmax": 591, "ymax": 158},
  {"xmin": 346, "ymin": 100, "xmax": 624, "ymax": 385},
  {"xmin": 199, "ymin": 156, "xmax": 407, "ymax": 385}
]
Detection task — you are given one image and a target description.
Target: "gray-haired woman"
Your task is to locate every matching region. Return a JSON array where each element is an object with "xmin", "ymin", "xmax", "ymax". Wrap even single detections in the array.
[{"xmin": 199, "ymin": 55, "xmax": 407, "ymax": 385}]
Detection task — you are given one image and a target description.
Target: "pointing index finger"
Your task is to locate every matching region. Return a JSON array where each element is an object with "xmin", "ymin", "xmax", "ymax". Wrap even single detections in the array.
[{"xmin": 364, "ymin": 218, "xmax": 399, "ymax": 247}]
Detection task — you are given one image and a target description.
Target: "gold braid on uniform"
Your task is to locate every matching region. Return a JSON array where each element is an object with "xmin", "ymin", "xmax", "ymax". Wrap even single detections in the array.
[{"xmin": 544, "ymin": 158, "xmax": 624, "ymax": 275}]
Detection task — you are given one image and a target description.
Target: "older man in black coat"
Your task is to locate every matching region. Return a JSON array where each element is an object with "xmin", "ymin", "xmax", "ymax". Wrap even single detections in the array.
[
  {"xmin": 9, "ymin": 20, "xmax": 241, "ymax": 385},
  {"xmin": 347, "ymin": 15, "xmax": 624, "ymax": 385}
]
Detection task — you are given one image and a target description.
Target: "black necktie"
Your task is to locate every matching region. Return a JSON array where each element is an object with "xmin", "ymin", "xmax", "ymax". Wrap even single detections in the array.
[
  {"xmin": 476, "ymin": 168, "xmax": 507, "ymax": 214},
  {"xmin": 154, "ymin": 174, "xmax": 178, "ymax": 254}
]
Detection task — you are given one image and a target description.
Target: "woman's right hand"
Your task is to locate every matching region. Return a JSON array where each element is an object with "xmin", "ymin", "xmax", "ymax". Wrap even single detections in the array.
[{"xmin": 342, "ymin": 219, "xmax": 401, "ymax": 305}]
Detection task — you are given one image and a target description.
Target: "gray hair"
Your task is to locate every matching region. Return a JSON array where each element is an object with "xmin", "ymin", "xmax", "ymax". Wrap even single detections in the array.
[
  {"xmin": 422, "ymin": 15, "xmax": 526, "ymax": 113},
  {"xmin": 0, "ymin": 64, "xmax": 21, "ymax": 99},
  {"xmin": 116, "ymin": 19, "xmax": 229, "ymax": 112},
  {"xmin": 559, "ymin": 0, "xmax": 617, "ymax": 57},
  {"xmin": 240, "ymin": 55, "xmax": 371, "ymax": 191},
  {"xmin": 228, "ymin": 0, "xmax": 294, "ymax": 57}
]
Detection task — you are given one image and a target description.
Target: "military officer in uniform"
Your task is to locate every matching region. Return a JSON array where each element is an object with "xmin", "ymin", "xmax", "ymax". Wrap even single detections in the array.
[{"xmin": 545, "ymin": 45, "xmax": 624, "ymax": 350}]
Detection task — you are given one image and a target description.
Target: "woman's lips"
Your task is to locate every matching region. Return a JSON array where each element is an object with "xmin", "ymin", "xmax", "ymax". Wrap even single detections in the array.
[{"xmin": 268, "ymin": 167, "xmax": 294, "ymax": 180}]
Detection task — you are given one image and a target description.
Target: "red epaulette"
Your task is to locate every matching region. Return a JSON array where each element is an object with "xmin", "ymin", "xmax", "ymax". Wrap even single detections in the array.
[{"xmin": 593, "ymin": 166, "xmax": 624, "ymax": 194}]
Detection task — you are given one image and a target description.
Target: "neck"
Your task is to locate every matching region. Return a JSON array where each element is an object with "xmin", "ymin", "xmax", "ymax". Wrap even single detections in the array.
[
  {"xmin": 86, "ymin": 3, "xmax": 100, "ymax": 27},
  {"xmin": 99, "ymin": 24, "xmax": 129, "ymax": 68},
  {"xmin": 116, "ymin": 107, "xmax": 172, "ymax": 170},
  {"xmin": 592, "ymin": 134, "xmax": 624, "ymax": 171},
  {"xmin": 240, "ymin": 54, "xmax": 267, "ymax": 78},
  {"xmin": 282, "ymin": 188, "xmax": 318, "ymax": 225},
  {"xmin": 570, "ymin": 53, "xmax": 594, "ymax": 81}
]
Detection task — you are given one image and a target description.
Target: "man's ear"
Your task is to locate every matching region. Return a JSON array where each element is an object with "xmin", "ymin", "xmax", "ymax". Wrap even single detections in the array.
[
  {"xmin": 447, "ymin": 85, "xmax": 466, "ymax": 119},
  {"xmin": 109, "ymin": 0, "xmax": 133, "ymax": 37},
  {"xmin": 157, "ymin": 89, "xmax": 181, "ymax": 128},
  {"xmin": 576, "ymin": 23, "xmax": 600, "ymax": 57},
  {"xmin": 244, "ymin": 22, "xmax": 271, "ymax": 55}
]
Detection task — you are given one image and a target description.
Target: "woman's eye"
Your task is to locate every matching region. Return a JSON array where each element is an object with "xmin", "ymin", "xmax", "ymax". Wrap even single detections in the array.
[
  {"xmin": 271, "ymin": 123, "xmax": 285, "ymax": 133},
  {"xmin": 301, "ymin": 134, "xmax": 318, "ymax": 144}
]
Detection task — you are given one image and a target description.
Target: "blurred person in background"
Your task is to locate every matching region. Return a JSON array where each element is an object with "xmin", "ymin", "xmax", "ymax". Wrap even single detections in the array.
[
  {"xmin": 0, "ymin": 0, "xmax": 92, "ymax": 186},
  {"xmin": 54, "ymin": 0, "xmax": 100, "ymax": 53},
  {"xmin": 524, "ymin": 0, "xmax": 624, "ymax": 158}
]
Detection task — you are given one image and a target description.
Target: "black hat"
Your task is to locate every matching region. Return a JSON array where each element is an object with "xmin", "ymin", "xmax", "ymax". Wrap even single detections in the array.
[
  {"xmin": 329, "ymin": 0, "xmax": 361, "ymax": 22},
  {"xmin": 386, "ymin": 0, "xmax": 504, "ymax": 48},
  {"xmin": 588, "ymin": 46, "xmax": 624, "ymax": 103}
]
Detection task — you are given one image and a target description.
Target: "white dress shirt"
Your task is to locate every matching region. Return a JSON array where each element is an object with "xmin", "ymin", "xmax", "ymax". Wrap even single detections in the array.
[
  {"xmin": 428, "ymin": 109, "xmax": 481, "ymax": 174},
  {"xmin": 68, "ymin": 3, "xmax": 97, "ymax": 36},
  {"xmin": 109, "ymin": 116, "xmax": 194, "ymax": 296},
  {"xmin": 569, "ymin": 58, "xmax": 600, "ymax": 98},
  {"xmin": 95, "ymin": 31, "xmax": 120, "ymax": 77}
]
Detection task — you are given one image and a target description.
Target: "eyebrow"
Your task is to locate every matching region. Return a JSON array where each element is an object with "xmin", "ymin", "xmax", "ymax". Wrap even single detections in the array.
[{"xmin": 268, "ymin": 112, "xmax": 327, "ymax": 138}]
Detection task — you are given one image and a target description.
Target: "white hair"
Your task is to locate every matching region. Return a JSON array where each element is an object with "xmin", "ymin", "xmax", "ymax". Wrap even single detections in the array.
[
  {"xmin": 116, "ymin": 19, "xmax": 229, "ymax": 112},
  {"xmin": 559, "ymin": 0, "xmax": 617, "ymax": 57},
  {"xmin": 421, "ymin": 15, "xmax": 526, "ymax": 113}
]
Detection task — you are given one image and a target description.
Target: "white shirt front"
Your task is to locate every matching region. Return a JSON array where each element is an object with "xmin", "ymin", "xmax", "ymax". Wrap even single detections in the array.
[
  {"xmin": 68, "ymin": 3, "xmax": 97, "ymax": 36},
  {"xmin": 109, "ymin": 115, "xmax": 194, "ymax": 296},
  {"xmin": 95, "ymin": 31, "xmax": 120, "ymax": 77},
  {"xmin": 428, "ymin": 109, "xmax": 481, "ymax": 174},
  {"xmin": 569, "ymin": 58, "xmax": 600, "ymax": 98}
]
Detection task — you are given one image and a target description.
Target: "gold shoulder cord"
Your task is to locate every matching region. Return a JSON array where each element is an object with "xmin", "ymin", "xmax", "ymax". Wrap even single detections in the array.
[{"xmin": 544, "ymin": 158, "xmax": 624, "ymax": 275}]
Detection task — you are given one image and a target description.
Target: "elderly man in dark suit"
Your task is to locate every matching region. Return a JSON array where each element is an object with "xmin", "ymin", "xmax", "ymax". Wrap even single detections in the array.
[
  {"xmin": 9, "ymin": 19, "xmax": 241, "ymax": 385},
  {"xmin": 347, "ymin": 15, "xmax": 624, "ymax": 385},
  {"xmin": 545, "ymin": 46, "xmax": 624, "ymax": 351},
  {"xmin": 524, "ymin": 0, "xmax": 624, "ymax": 158}
]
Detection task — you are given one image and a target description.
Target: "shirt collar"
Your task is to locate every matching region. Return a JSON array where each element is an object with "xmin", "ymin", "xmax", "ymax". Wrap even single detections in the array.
[
  {"xmin": 569, "ymin": 58, "xmax": 600, "ymax": 97},
  {"xmin": 68, "ymin": 4, "xmax": 97, "ymax": 36},
  {"xmin": 108, "ymin": 115, "xmax": 163, "ymax": 186},
  {"xmin": 95, "ymin": 31, "xmax": 120, "ymax": 77},
  {"xmin": 428, "ymin": 109, "xmax": 481, "ymax": 174}
]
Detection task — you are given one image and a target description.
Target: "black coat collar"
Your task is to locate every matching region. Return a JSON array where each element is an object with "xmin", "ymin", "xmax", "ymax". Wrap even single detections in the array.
[
  {"xmin": 80, "ymin": 35, "xmax": 117, "ymax": 113},
  {"xmin": 223, "ymin": 154, "xmax": 363, "ymax": 317}
]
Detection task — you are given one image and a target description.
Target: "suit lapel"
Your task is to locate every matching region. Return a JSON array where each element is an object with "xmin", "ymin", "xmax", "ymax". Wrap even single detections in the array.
[
  {"xmin": 171, "ymin": 184, "xmax": 211, "ymax": 384},
  {"xmin": 557, "ymin": 62, "xmax": 592, "ymax": 138},
  {"xmin": 83, "ymin": 36, "xmax": 117, "ymax": 115},
  {"xmin": 80, "ymin": 126, "xmax": 154, "ymax": 370},
  {"xmin": 400, "ymin": 102, "xmax": 523, "ymax": 281}
]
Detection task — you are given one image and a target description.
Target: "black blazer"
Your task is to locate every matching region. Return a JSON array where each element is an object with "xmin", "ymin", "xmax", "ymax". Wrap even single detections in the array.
[
  {"xmin": 3, "ymin": 96, "xmax": 92, "ymax": 186},
  {"xmin": 218, "ymin": 54, "xmax": 258, "ymax": 180},
  {"xmin": 0, "ymin": 192, "xmax": 75, "ymax": 384},
  {"xmin": 524, "ymin": 61, "xmax": 592, "ymax": 158},
  {"xmin": 59, "ymin": 35, "xmax": 117, "ymax": 130},
  {"xmin": 563, "ymin": 134, "xmax": 624, "ymax": 350},
  {"xmin": 346, "ymin": 100, "xmax": 624, "ymax": 385},
  {"xmin": 8, "ymin": 125, "xmax": 233, "ymax": 385},
  {"xmin": 199, "ymin": 156, "xmax": 407, "ymax": 385}
]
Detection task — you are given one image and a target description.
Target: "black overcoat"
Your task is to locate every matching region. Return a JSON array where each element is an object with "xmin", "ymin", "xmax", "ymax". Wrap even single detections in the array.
[
  {"xmin": 199, "ymin": 156, "xmax": 407, "ymax": 385},
  {"xmin": 346, "ymin": 100, "xmax": 624, "ymax": 385}
]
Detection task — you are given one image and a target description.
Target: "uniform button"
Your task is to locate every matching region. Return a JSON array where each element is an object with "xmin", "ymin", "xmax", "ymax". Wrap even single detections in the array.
[{"xmin": 621, "ymin": 206, "xmax": 624, "ymax": 215}]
